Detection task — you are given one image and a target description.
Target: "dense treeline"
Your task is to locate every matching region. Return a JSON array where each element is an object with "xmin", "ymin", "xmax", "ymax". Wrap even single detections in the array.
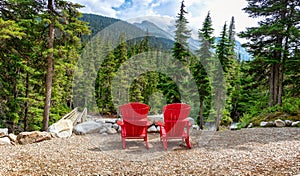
[
  {"xmin": 0, "ymin": 0, "xmax": 299, "ymax": 133},
  {"xmin": 87, "ymin": 0, "xmax": 299, "ymax": 130},
  {"xmin": 0, "ymin": 0, "xmax": 89, "ymax": 132}
]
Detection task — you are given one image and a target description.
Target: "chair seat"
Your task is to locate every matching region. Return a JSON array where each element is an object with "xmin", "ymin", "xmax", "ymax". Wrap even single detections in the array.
[{"xmin": 157, "ymin": 103, "xmax": 192, "ymax": 149}]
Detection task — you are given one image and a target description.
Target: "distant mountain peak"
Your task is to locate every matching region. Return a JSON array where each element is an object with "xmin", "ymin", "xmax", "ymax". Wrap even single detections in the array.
[{"xmin": 133, "ymin": 20, "xmax": 173, "ymax": 40}]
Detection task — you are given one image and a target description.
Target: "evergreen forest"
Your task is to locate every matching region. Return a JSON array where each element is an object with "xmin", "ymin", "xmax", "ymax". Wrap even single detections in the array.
[{"xmin": 0, "ymin": 0, "xmax": 299, "ymax": 133}]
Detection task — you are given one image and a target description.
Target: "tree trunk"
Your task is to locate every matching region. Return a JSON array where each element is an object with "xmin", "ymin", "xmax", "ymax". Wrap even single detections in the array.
[
  {"xmin": 199, "ymin": 100, "xmax": 204, "ymax": 130},
  {"xmin": 43, "ymin": 0, "xmax": 55, "ymax": 131},
  {"xmin": 216, "ymin": 88, "xmax": 222, "ymax": 131},
  {"xmin": 24, "ymin": 72, "xmax": 29, "ymax": 131},
  {"xmin": 269, "ymin": 64, "xmax": 275, "ymax": 107},
  {"xmin": 278, "ymin": 63, "xmax": 284, "ymax": 106},
  {"xmin": 278, "ymin": 36, "xmax": 289, "ymax": 106},
  {"xmin": 273, "ymin": 63, "xmax": 279, "ymax": 104}
]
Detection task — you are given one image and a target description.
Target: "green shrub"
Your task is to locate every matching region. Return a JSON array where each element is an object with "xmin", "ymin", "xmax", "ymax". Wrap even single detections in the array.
[
  {"xmin": 238, "ymin": 113, "xmax": 252, "ymax": 128},
  {"xmin": 282, "ymin": 99, "xmax": 299, "ymax": 115},
  {"xmin": 221, "ymin": 109, "xmax": 233, "ymax": 126}
]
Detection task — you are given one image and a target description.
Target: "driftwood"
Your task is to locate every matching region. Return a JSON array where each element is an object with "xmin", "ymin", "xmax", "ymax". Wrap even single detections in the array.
[{"xmin": 61, "ymin": 107, "xmax": 87, "ymax": 126}]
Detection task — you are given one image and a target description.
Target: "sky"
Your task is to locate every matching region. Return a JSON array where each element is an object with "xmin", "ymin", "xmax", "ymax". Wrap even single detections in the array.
[{"xmin": 68, "ymin": 0, "xmax": 259, "ymax": 42}]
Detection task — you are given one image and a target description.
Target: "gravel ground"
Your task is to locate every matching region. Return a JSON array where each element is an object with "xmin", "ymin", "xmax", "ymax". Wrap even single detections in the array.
[{"xmin": 0, "ymin": 127, "xmax": 299, "ymax": 176}]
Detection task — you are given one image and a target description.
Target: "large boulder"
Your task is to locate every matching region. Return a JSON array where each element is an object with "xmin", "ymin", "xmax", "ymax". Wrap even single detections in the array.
[
  {"xmin": 0, "ymin": 128, "xmax": 8, "ymax": 137},
  {"xmin": 8, "ymin": 133, "xmax": 17, "ymax": 143},
  {"xmin": 73, "ymin": 121, "xmax": 103, "ymax": 135},
  {"xmin": 17, "ymin": 131, "xmax": 52, "ymax": 145},
  {"xmin": 0, "ymin": 132, "xmax": 5, "ymax": 138},
  {"xmin": 0, "ymin": 137, "xmax": 12, "ymax": 145},
  {"xmin": 48, "ymin": 119, "xmax": 73, "ymax": 138},
  {"xmin": 275, "ymin": 119, "xmax": 285, "ymax": 127}
]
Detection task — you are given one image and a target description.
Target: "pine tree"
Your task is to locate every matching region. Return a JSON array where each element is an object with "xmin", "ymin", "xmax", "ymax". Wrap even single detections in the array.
[
  {"xmin": 193, "ymin": 12, "xmax": 215, "ymax": 129},
  {"xmin": 43, "ymin": 0, "xmax": 55, "ymax": 131},
  {"xmin": 42, "ymin": 0, "xmax": 90, "ymax": 130},
  {"xmin": 227, "ymin": 16, "xmax": 240, "ymax": 121},
  {"xmin": 172, "ymin": 0, "xmax": 191, "ymax": 64},
  {"xmin": 239, "ymin": 0, "xmax": 300, "ymax": 107},
  {"xmin": 200, "ymin": 11, "xmax": 215, "ymax": 47},
  {"xmin": 228, "ymin": 16, "xmax": 236, "ymax": 49},
  {"xmin": 216, "ymin": 23, "xmax": 232, "ymax": 73}
]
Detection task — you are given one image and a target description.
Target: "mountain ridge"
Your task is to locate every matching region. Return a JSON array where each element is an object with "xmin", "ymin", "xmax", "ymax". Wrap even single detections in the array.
[
  {"xmin": 80, "ymin": 13, "xmax": 251, "ymax": 60},
  {"xmin": 133, "ymin": 19, "xmax": 252, "ymax": 61}
]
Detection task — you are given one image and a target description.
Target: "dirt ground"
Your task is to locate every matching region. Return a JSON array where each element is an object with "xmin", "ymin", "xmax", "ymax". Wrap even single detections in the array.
[{"xmin": 0, "ymin": 127, "xmax": 299, "ymax": 175}]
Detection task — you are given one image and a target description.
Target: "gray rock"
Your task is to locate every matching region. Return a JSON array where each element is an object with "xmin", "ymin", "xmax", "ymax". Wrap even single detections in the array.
[
  {"xmin": 112, "ymin": 123, "xmax": 119, "ymax": 130},
  {"xmin": 260, "ymin": 121, "xmax": 275, "ymax": 127},
  {"xmin": 148, "ymin": 114, "xmax": 164, "ymax": 124},
  {"xmin": 106, "ymin": 128, "xmax": 117, "ymax": 134},
  {"xmin": 8, "ymin": 133, "xmax": 17, "ymax": 143},
  {"xmin": 104, "ymin": 118, "xmax": 117, "ymax": 124},
  {"xmin": 188, "ymin": 117, "xmax": 195, "ymax": 126},
  {"xmin": 0, "ymin": 132, "xmax": 5, "ymax": 138},
  {"xmin": 0, "ymin": 137, "xmax": 12, "ymax": 145},
  {"xmin": 291, "ymin": 121, "xmax": 300, "ymax": 127},
  {"xmin": 147, "ymin": 125, "xmax": 158, "ymax": 133},
  {"xmin": 284, "ymin": 120, "xmax": 293, "ymax": 127},
  {"xmin": 48, "ymin": 119, "xmax": 73, "ymax": 138},
  {"xmin": 247, "ymin": 123, "xmax": 253, "ymax": 128},
  {"xmin": 99, "ymin": 127, "xmax": 107, "ymax": 134},
  {"xmin": 73, "ymin": 121, "xmax": 103, "ymax": 135},
  {"xmin": 230, "ymin": 123, "xmax": 239, "ymax": 130},
  {"xmin": 192, "ymin": 125, "xmax": 200, "ymax": 130},
  {"xmin": 104, "ymin": 123, "xmax": 112, "ymax": 129},
  {"xmin": 0, "ymin": 128, "xmax": 8, "ymax": 135},
  {"xmin": 94, "ymin": 119, "xmax": 105, "ymax": 124},
  {"xmin": 17, "ymin": 131, "xmax": 52, "ymax": 145},
  {"xmin": 275, "ymin": 119, "xmax": 285, "ymax": 127}
]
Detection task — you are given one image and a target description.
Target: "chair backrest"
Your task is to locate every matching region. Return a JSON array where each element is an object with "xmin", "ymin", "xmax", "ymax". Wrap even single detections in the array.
[
  {"xmin": 163, "ymin": 103, "xmax": 191, "ymax": 137},
  {"xmin": 120, "ymin": 102, "xmax": 150, "ymax": 136}
]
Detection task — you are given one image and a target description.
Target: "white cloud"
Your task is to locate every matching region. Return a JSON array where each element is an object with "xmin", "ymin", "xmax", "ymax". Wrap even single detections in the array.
[
  {"xmin": 114, "ymin": 0, "xmax": 157, "ymax": 19},
  {"xmin": 69, "ymin": 0, "xmax": 259, "ymax": 42},
  {"xmin": 71, "ymin": 0, "xmax": 125, "ymax": 18},
  {"xmin": 185, "ymin": 0, "xmax": 259, "ymax": 42}
]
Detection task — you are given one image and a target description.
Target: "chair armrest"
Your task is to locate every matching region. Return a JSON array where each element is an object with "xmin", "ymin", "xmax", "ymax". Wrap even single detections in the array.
[
  {"xmin": 146, "ymin": 121, "xmax": 152, "ymax": 126},
  {"xmin": 117, "ymin": 120, "xmax": 124, "ymax": 126},
  {"xmin": 157, "ymin": 121, "xmax": 163, "ymax": 126}
]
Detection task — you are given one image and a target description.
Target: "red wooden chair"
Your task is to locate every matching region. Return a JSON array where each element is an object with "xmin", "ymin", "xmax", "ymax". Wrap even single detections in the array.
[
  {"xmin": 117, "ymin": 102, "xmax": 151, "ymax": 149},
  {"xmin": 157, "ymin": 103, "xmax": 192, "ymax": 149}
]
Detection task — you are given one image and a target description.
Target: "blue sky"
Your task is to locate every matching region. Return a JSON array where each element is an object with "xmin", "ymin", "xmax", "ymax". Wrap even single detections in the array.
[{"xmin": 69, "ymin": 0, "xmax": 259, "ymax": 42}]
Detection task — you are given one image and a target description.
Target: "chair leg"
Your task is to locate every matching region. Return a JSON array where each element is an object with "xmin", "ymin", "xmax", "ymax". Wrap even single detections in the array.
[
  {"xmin": 122, "ymin": 137, "xmax": 126, "ymax": 149},
  {"xmin": 185, "ymin": 137, "xmax": 192, "ymax": 149},
  {"xmin": 163, "ymin": 138, "xmax": 168, "ymax": 150},
  {"xmin": 145, "ymin": 136, "xmax": 149, "ymax": 149}
]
